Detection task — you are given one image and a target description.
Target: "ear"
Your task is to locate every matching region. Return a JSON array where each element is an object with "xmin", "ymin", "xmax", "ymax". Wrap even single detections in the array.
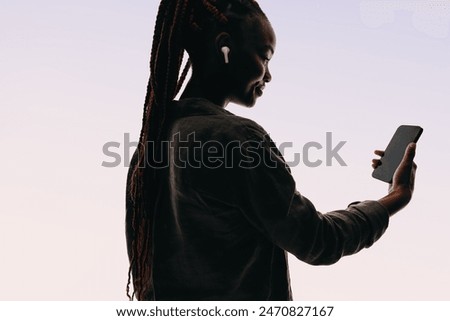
[{"xmin": 215, "ymin": 32, "xmax": 232, "ymax": 64}]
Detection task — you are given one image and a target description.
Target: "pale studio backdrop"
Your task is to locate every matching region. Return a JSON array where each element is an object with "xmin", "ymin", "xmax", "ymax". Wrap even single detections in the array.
[{"xmin": 1, "ymin": 0, "xmax": 449, "ymax": 300}]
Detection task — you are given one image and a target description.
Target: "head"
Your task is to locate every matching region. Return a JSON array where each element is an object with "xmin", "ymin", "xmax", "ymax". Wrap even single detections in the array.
[
  {"xmin": 126, "ymin": 0, "xmax": 274, "ymax": 301},
  {"xmin": 217, "ymin": 16, "xmax": 275, "ymax": 107},
  {"xmin": 185, "ymin": 1, "xmax": 276, "ymax": 107}
]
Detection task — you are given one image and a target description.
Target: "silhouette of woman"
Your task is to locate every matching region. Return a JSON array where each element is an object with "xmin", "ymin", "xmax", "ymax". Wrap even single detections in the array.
[{"xmin": 126, "ymin": 0, "xmax": 417, "ymax": 301}]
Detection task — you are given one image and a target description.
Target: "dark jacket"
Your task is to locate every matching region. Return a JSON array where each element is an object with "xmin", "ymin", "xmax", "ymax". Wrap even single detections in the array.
[{"xmin": 126, "ymin": 97, "xmax": 389, "ymax": 300}]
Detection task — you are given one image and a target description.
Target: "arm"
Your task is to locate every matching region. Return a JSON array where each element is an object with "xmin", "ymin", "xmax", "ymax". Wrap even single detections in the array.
[
  {"xmin": 232, "ymin": 141, "xmax": 390, "ymax": 265},
  {"xmin": 188, "ymin": 123, "xmax": 392, "ymax": 266}
]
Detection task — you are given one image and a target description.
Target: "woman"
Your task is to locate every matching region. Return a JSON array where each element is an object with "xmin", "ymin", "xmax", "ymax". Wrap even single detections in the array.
[{"xmin": 126, "ymin": 0, "xmax": 417, "ymax": 301}]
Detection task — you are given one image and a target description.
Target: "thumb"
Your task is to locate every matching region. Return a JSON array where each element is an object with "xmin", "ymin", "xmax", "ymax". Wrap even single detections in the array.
[{"xmin": 402, "ymin": 143, "xmax": 416, "ymax": 167}]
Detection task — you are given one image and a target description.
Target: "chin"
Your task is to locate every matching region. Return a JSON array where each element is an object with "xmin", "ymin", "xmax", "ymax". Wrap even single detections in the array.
[
  {"xmin": 246, "ymin": 100, "xmax": 257, "ymax": 108},
  {"xmin": 233, "ymin": 93, "xmax": 258, "ymax": 108},
  {"xmin": 235, "ymin": 99, "xmax": 257, "ymax": 108}
]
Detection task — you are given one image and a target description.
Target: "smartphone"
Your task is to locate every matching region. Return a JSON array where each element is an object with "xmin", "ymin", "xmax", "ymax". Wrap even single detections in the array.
[{"xmin": 372, "ymin": 125, "xmax": 423, "ymax": 183}]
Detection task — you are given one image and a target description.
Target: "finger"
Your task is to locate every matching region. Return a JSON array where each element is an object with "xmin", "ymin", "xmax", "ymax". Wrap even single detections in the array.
[
  {"xmin": 374, "ymin": 150, "xmax": 385, "ymax": 157},
  {"xmin": 392, "ymin": 143, "xmax": 417, "ymax": 188},
  {"xmin": 372, "ymin": 159, "xmax": 382, "ymax": 169}
]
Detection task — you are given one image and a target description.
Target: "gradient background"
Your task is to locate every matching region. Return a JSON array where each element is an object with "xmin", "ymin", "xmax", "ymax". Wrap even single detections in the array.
[{"xmin": 1, "ymin": 0, "xmax": 449, "ymax": 300}]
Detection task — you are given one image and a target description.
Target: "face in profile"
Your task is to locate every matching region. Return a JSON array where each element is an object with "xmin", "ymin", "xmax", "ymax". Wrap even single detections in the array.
[{"xmin": 228, "ymin": 16, "xmax": 276, "ymax": 108}]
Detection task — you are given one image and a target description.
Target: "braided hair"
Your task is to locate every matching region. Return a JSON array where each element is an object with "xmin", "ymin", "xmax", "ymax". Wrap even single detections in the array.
[{"xmin": 126, "ymin": 0, "xmax": 267, "ymax": 301}]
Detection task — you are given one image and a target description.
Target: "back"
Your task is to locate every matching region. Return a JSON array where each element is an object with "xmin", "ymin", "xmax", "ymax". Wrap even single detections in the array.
[{"xmin": 132, "ymin": 98, "xmax": 293, "ymax": 300}]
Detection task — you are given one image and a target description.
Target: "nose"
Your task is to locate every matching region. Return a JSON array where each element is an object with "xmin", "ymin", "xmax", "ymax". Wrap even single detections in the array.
[{"xmin": 264, "ymin": 67, "xmax": 272, "ymax": 83}]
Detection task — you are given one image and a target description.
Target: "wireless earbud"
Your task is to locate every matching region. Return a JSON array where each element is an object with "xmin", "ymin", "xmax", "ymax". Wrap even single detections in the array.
[{"xmin": 221, "ymin": 46, "xmax": 230, "ymax": 64}]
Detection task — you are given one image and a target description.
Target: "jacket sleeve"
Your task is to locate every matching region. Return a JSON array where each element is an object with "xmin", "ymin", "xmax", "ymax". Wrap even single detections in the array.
[{"xmin": 228, "ymin": 122, "xmax": 390, "ymax": 265}]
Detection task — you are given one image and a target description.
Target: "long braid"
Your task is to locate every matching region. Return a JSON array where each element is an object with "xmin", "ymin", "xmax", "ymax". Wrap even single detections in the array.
[
  {"xmin": 126, "ymin": 0, "xmax": 265, "ymax": 301},
  {"xmin": 127, "ymin": 0, "xmax": 191, "ymax": 300},
  {"xmin": 126, "ymin": 0, "xmax": 166, "ymax": 298}
]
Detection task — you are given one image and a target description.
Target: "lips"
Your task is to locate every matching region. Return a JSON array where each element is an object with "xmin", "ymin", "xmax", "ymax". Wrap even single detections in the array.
[{"xmin": 255, "ymin": 84, "xmax": 265, "ymax": 97}]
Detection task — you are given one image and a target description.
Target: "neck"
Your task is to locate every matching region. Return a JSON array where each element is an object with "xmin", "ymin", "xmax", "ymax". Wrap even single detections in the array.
[{"xmin": 180, "ymin": 71, "xmax": 230, "ymax": 108}]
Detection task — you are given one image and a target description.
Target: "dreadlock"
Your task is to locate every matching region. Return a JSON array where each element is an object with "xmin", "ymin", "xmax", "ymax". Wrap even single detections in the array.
[{"xmin": 126, "ymin": 0, "xmax": 266, "ymax": 301}]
